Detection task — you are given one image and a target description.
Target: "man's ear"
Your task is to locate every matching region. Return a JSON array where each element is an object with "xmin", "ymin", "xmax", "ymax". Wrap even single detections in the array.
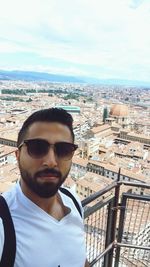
[{"xmin": 15, "ymin": 149, "xmax": 20, "ymax": 161}]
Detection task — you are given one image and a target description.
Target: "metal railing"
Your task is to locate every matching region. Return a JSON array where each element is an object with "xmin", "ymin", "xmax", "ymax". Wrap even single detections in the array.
[{"xmin": 82, "ymin": 175, "xmax": 150, "ymax": 267}]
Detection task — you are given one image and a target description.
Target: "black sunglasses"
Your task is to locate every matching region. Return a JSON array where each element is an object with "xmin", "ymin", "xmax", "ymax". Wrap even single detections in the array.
[{"xmin": 18, "ymin": 138, "xmax": 78, "ymax": 160}]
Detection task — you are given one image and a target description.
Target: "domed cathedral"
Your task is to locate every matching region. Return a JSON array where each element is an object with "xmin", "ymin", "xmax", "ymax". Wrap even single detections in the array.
[{"xmin": 106, "ymin": 104, "xmax": 130, "ymax": 129}]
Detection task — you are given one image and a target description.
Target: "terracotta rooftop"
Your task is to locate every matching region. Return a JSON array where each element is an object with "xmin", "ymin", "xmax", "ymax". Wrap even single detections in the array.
[
  {"xmin": 91, "ymin": 124, "xmax": 111, "ymax": 134},
  {"xmin": 0, "ymin": 145, "xmax": 16, "ymax": 157},
  {"xmin": 72, "ymin": 156, "xmax": 88, "ymax": 167}
]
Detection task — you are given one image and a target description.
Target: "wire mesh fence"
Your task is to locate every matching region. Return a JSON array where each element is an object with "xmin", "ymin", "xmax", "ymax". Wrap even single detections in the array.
[
  {"xmin": 116, "ymin": 193, "xmax": 150, "ymax": 267},
  {"xmin": 118, "ymin": 247, "xmax": 150, "ymax": 267},
  {"xmin": 83, "ymin": 181, "xmax": 150, "ymax": 267},
  {"xmin": 84, "ymin": 202, "xmax": 109, "ymax": 264}
]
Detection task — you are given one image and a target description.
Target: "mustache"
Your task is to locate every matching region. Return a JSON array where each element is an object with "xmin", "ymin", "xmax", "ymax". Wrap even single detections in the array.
[{"xmin": 34, "ymin": 168, "xmax": 62, "ymax": 179}]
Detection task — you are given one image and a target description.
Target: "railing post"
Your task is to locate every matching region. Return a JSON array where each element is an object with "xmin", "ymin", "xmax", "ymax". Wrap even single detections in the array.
[
  {"xmin": 114, "ymin": 194, "xmax": 127, "ymax": 267},
  {"xmin": 103, "ymin": 198, "xmax": 115, "ymax": 267},
  {"xmin": 103, "ymin": 168, "xmax": 121, "ymax": 267}
]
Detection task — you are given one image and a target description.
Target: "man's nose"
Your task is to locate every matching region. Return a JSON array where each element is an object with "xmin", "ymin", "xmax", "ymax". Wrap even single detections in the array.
[{"xmin": 42, "ymin": 147, "xmax": 57, "ymax": 167}]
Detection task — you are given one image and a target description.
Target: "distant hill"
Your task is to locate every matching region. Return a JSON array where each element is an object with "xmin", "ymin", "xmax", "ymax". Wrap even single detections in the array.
[
  {"xmin": 0, "ymin": 70, "xmax": 84, "ymax": 83},
  {"xmin": 0, "ymin": 70, "xmax": 149, "ymax": 87}
]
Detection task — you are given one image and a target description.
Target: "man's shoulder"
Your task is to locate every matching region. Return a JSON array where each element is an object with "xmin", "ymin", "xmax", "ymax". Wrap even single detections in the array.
[{"xmin": 2, "ymin": 183, "xmax": 17, "ymax": 207}]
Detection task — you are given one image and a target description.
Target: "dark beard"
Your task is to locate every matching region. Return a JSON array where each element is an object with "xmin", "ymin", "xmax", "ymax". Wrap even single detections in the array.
[{"xmin": 19, "ymin": 164, "xmax": 69, "ymax": 198}]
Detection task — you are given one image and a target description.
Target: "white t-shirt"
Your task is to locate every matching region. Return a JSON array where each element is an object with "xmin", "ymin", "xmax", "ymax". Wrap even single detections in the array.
[{"xmin": 0, "ymin": 183, "xmax": 86, "ymax": 267}]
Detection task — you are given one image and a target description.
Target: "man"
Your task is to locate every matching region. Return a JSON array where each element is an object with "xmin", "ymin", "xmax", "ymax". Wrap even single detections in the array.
[{"xmin": 0, "ymin": 108, "xmax": 89, "ymax": 267}]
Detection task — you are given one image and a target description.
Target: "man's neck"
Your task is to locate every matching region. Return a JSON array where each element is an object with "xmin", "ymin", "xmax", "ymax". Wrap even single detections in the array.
[
  {"xmin": 20, "ymin": 179, "xmax": 57, "ymax": 213},
  {"xmin": 19, "ymin": 180, "xmax": 70, "ymax": 220}
]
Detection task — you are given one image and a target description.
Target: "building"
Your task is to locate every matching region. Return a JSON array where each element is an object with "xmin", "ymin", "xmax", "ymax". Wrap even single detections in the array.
[
  {"xmin": 76, "ymin": 172, "xmax": 112, "ymax": 200},
  {"xmin": 55, "ymin": 105, "xmax": 80, "ymax": 114},
  {"xmin": 0, "ymin": 145, "xmax": 16, "ymax": 166},
  {"xmin": 106, "ymin": 104, "xmax": 129, "ymax": 128}
]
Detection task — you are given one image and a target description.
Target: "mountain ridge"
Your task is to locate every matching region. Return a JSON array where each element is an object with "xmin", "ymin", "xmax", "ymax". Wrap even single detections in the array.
[{"xmin": 0, "ymin": 70, "xmax": 150, "ymax": 87}]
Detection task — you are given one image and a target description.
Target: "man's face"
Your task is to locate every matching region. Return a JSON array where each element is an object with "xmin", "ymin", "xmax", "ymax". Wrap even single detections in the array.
[{"xmin": 16, "ymin": 122, "xmax": 73, "ymax": 198}]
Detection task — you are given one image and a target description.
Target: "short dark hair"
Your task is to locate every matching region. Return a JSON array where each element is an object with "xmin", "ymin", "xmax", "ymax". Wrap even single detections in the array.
[{"xmin": 17, "ymin": 108, "xmax": 74, "ymax": 147}]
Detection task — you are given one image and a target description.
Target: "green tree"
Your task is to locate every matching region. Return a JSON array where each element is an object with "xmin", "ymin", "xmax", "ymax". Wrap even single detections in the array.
[{"xmin": 26, "ymin": 98, "xmax": 32, "ymax": 102}]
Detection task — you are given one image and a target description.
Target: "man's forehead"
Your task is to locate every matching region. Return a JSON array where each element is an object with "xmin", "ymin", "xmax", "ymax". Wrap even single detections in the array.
[{"xmin": 27, "ymin": 121, "xmax": 71, "ymax": 137}]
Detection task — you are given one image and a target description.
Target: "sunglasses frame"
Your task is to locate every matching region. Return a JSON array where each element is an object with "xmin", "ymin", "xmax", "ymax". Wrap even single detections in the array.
[{"xmin": 18, "ymin": 138, "xmax": 78, "ymax": 160}]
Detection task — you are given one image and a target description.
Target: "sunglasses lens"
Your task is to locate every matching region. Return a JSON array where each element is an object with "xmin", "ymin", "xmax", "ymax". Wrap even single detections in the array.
[
  {"xmin": 55, "ymin": 142, "xmax": 77, "ymax": 160},
  {"xmin": 26, "ymin": 139, "xmax": 49, "ymax": 158},
  {"xmin": 24, "ymin": 139, "xmax": 77, "ymax": 160}
]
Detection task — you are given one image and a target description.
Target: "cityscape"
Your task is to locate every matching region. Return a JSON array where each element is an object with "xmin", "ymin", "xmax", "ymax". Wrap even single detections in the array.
[{"xmin": 0, "ymin": 77, "xmax": 150, "ymax": 266}]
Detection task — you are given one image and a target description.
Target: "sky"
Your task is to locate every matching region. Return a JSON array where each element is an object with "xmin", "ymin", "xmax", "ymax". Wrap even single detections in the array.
[{"xmin": 0, "ymin": 0, "xmax": 150, "ymax": 82}]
